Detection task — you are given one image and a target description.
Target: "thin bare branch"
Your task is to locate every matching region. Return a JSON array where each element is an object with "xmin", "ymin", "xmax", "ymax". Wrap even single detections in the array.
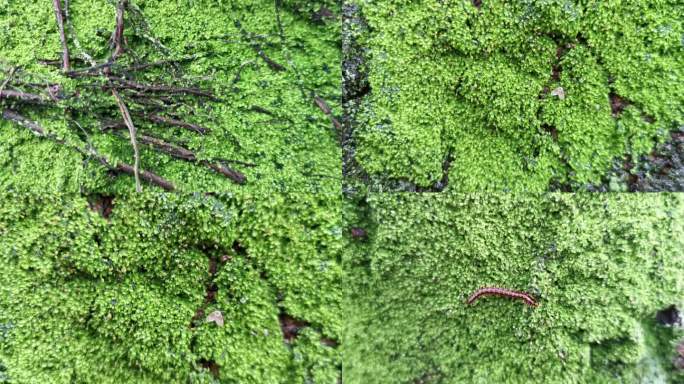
[
  {"xmin": 0, "ymin": 67, "xmax": 17, "ymax": 94},
  {"xmin": 206, "ymin": 162, "xmax": 246, "ymax": 184},
  {"xmin": 111, "ymin": 88, "xmax": 141, "ymax": 192},
  {"xmin": 137, "ymin": 133, "xmax": 195, "ymax": 160},
  {"xmin": 134, "ymin": 133, "xmax": 246, "ymax": 184},
  {"xmin": 313, "ymin": 95, "xmax": 342, "ymax": 132},
  {"xmin": 65, "ymin": 61, "xmax": 113, "ymax": 78},
  {"xmin": 114, "ymin": 163, "xmax": 175, "ymax": 191},
  {"xmin": 112, "ymin": 0, "xmax": 127, "ymax": 60},
  {"xmin": 52, "ymin": 0, "xmax": 70, "ymax": 72},
  {"xmin": 0, "ymin": 90, "xmax": 46, "ymax": 103},
  {"xmin": 139, "ymin": 112, "xmax": 210, "ymax": 134},
  {"xmin": 2, "ymin": 108, "xmax": 175, "ymax": 191},
  {"xmin": 2, "ymin": 109, "xmax": 49, "ymax": 136},
  {"xmin": 107, "ymin": 77, "xmax": 215, "ymax": 98},
  {"xmin": 63, "ymin": 0, "xmax": 96, "ymax": 67},
  {"xmin": 253, "ymin": 47, "xmax": 286, "ymax": 72}
]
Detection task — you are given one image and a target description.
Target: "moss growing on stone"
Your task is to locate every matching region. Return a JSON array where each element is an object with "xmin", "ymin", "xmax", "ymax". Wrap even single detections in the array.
[
  {"xmin": 0, "ymin": 192, "xmax": 343, "ymax": 383},
  {"xmin": 347, "ymin": 0, "xmax": 683, "ymax": 191},
  {"xmin": 343, "ymin": 193, "xmax": 684, "ymax": 383}
]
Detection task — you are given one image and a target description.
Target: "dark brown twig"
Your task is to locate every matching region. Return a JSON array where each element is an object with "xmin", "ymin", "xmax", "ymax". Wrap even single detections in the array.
[
  {"xmin": 112, "ymin": 0, "xmax": 127, "ymax": 59},
  {"xmin": 137, "ymin": 133, "xmax": 195, "ymax": 160},
  {"xmin": 1, "ymin": 108, "xmax": 175, "ymax": 191},
  {"xmin": 254, "ymin": 47, "xmax": 286, "ymax": 72},
  {"xmin": 133, "ymin": 133, "xmax": 246, "ymax": 184},
  {"xmin": 234, "ymin": 19, "xmax": 285, "ymax": 72},
  {"xmin": 138, "ymin": 112, "xmax": 210, "ymax": 134},
  {"xmin": 65, "ymin": 56, "xmax": 198, "ymax": 78},
  {"xmin": 107, "ymin": 77, "xmax": 215, "ymax": 98},
  {"xmin": 64, "ymin": 61, "xmax": 114, "ymax": 78},
  {"xmin": 313, "ymin": 95, "xmax": 342, "ymax": 132},
  {"xmin": 0, "ymin": 90, "xmax": 46, "ymax": 103},
  {"xmin": 2, "ymin": 109, "xmax": 50, "ymax": 137},
  {"xmin": 52, "ymin": 0, "xmax": 70, "ymax": 72},
  {"xmin": 114, "ymin": 162, "xmax": 175, "ymax": 191},
  {"xmin": 206, "ymin": 162, "xmax": 246, "ymax": 184}
]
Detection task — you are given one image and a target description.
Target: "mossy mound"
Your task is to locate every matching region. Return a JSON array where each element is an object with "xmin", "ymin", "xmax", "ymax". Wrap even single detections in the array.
[
  {"xmin": 343, "ymin": 193, "xmax": 684, "ymax": 383},
  {"xmin": 0, "ymin": 192, "xmax": 343, "ymax": 383},
  {"xmin": 348, "ymin": 0, "xmax": 683, "ymax": 191},
  {"xmin": 0, "ymin": 0, "xmax": 341, "ymax": 193}
]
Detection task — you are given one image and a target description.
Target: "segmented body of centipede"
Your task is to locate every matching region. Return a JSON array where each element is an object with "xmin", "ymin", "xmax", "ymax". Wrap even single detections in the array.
[{"xmin": 466, "ymin": 287, "xmax": 538, "ymax": 307}]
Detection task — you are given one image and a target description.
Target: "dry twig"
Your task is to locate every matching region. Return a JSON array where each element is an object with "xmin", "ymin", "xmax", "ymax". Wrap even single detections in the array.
[
  {"xmin": 52, "ymin": 0, "xmax": 70, "ymax": 71},
  {"xmin": 1, "ymin": 108, "xmax": 175, "ymax": 190},
  {"xmin": 111, "ymin": 88, "xmax": 142, "ymax": 192},
  {"xmin": 112, "ymin": 0, "xmax": 127, "ymax": 59},
  {"xmin": 313, "ymin": 95, "xmax": 342, "ymax": 132}
]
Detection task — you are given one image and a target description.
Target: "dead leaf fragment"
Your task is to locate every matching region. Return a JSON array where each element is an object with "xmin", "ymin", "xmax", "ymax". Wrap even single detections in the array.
[
  {"xmin": 550, "ymin": 87, "xmax": 565, "ymax": 100},
  {"xmin": 206, "ymin": 310, "xmax": 224, "ymax": 327}
]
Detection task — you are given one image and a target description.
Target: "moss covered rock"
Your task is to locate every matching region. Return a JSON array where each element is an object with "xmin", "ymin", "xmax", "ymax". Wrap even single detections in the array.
[
  {"xmin": 0, "ymin": 192, "xmax": 343, "ymax": 383},
  {"xmin": 343, "ymin": 193, "xmax": 684, "ymax": 383},
  {"xmin": 347, "ymin": 0, "xmax": 683, "ymax": 191}
]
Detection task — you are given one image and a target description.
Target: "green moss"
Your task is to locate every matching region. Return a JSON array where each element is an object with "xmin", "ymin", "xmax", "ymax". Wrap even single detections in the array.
[
  {"xmin": 343, "ymin": 193, "xmax": 684, "ymax": 383},
  {"xmin": 0, "ymin": 0, "xmax": 341, "ymax": 193},
  {"xmin": 349, "ymin": 0, "xmax": 683, "ymax": 191},
  {"xmin": 0, "ymin": 192, "xmax": 343, "ymax": 383}
]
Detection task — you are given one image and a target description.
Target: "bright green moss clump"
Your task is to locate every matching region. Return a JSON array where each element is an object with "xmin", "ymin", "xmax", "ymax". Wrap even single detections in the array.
[
  {"xmin": 349, "ymin": 0, "xmax": 683, "ymax": 191},
  {"xmin": 343, "ymin": 193, "xmax": 684, "ymax": 383},
  {"xmin": 0, "ymin": 0, "xmax": 341, "ymax": 193},
  {"xmin": 0, "ymin": 192, "xmax": 343, "ymax": 383}
]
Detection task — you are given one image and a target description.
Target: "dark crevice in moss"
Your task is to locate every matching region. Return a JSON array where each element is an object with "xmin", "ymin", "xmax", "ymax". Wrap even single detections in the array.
[
  {"xmin": 412, "ymin": 367, "xmax": 443, "ymax": 384},
  {"xmin": 598, "ymin": 128, "xmax": 684, "ymax": 192},
  {"xmin": 278, "ymin": 312, "xmax": 310, "ymax": 343},
  {"xmin": 609, "ymin": 92, "xmax": 630, "ymax": 117},
  {"xmin": 198, "ymin": 358, "xmax": 220, "ymax": 379},
  {"xmin": 86, "ymin": 194, "xmax": 115, "ymax": 219},
  {"xmin": 417, "ymin": 150, "xmax": 453, "ymax": 192},
  {"xmin": 349, "ymin": 227, "xmax": 367, "ymax": 240},
  {"xmin": 656, "ymin": 305, "xmax": 682, "ymax": 327}
]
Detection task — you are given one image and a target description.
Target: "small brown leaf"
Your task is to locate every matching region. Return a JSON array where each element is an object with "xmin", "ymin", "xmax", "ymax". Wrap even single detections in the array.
[{"xmin": 206, "ymin": 310, "xmax": 224, "ymax": 327}]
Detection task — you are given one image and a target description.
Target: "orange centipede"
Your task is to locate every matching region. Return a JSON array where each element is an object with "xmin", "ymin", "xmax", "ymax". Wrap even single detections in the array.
[{"xmin": 466, "ymin": 287, "xmax": 538, "ymax": 307}]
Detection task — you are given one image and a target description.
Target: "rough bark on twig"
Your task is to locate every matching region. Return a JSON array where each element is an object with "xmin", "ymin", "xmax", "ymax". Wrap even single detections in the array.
[
  {"xmin": 2, "ymin": 109, "xmax": 50, "ymax": 137},
  {"xmin": 112, "ymin": 0, "xmax": 127, "ymax": 59},
  {"xmin": 206, "ymin": 163, "xmax": 246, "ymax": 184},
  {"xmin": 134, "ymin": 133, "xmax": 246, "ymax": 184},
  {"xmin": 52, "ymin": 0, "xmax": 70, "ymax": 72},
  {"xmin": 111, "ymin": 88, "xmax": 142, "ymax": 192},
  {"xmin": 0, "ymin": 90, "xmax": 46, "ymax": 103}
]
